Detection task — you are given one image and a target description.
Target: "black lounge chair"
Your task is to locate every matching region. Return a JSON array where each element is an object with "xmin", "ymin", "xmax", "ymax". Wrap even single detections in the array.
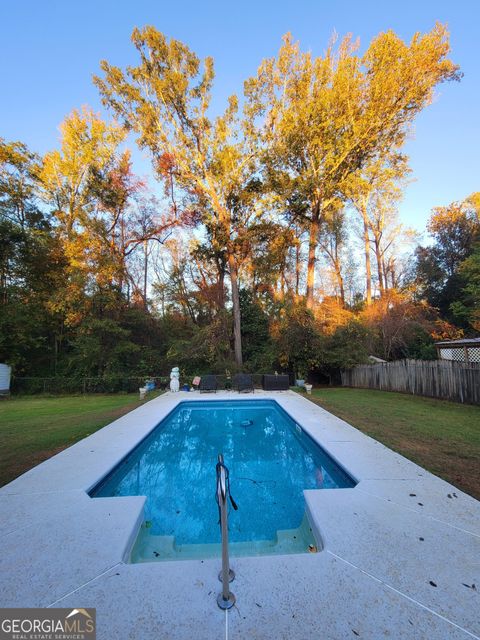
[
  {"xmin": 199, "ymin": 375, "xmax": 218, "ymax": 393},
  {"xmin": 262, "ymin": 374, "xmax": 290, "ymax": 391},
  {"xmin": 233, "ymin": 373, "xmax": 254, "ymax": 393}
]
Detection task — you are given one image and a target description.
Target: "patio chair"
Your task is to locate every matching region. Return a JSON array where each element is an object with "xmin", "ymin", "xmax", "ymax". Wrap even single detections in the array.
[
  {"xmin": 262, "ymin": 374, "xmax": 290, "ymax": 391},
  {"xmin": 233, "ymin": 373, "xmax": 254, "ymax": 393},
  {"xmin": 199, "ymin": 374, "xmax": 218, "ymax": 393}
]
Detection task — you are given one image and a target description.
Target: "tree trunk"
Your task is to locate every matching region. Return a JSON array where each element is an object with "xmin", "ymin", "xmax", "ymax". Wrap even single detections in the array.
[
  {"xmin": 228, "ymin": 252, "xmax": 243, "ymax": 367},
  {"xmin": 0, "ymin": 262, "xmax": 7, "ymax": 304},
  {"xmin": 278, "ymin": 269, "xmax": 286, "ymax": 301},
  {"xmin": 334, "ymin": 259, "xmax": 345, "ymax": 304},
  {"xmin": 391, "ymin": 264, "xmax": 397, "ymax": 289},
  {"xmin": 384, "ymin": 257, "xmax": 395, "ymax": 290},
  {"xmin": 363, "ymin": 219, "xmax": 372, "ymax": 305},
  {"xmin": 306, "ymin": 212, "xmax": 320, "ymax": 309},
  {"xmin": 295, "ymin": 228, "xmax": 302, "ymax": 296},
  {"xmin": 143, "ymin": 239, "xmax": 148, "ymax": 309},
  {"xmin": 119, "ymin": 215, "xmax": 128, "ymax": 295},
  {"xmin": 373, "ymin": 236, "xmax": 385, "ymax": 295},
  {"xmin": 216, "ymin": 260, "xmax": 226, "ymax": 311}
]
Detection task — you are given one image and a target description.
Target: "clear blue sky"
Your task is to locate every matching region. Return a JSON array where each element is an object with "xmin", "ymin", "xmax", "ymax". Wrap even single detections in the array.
[{"xmin": 1, "ymin": 0, "xmax": 478, "ymax": 233}]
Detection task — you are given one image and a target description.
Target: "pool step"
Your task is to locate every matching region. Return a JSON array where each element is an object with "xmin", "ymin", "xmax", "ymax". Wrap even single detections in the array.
[{"xmin": 130, "ymin": 513, "xmax": 319, "ymax": 563}]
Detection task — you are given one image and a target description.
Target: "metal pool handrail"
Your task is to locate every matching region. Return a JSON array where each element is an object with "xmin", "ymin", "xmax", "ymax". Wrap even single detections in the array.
[{"xmin": 216, "ymin": 453, "xmax": 237, "ymax": 610}]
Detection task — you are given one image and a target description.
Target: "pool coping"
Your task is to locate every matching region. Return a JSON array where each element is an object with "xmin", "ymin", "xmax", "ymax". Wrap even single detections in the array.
[{"xmin": 0, "ymin": 390, "xmax": 479, "ymax": 639}]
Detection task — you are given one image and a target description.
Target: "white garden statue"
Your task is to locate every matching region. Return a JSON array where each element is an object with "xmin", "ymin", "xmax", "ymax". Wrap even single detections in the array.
[{"xmin": 170, "ymin": 367, "xmax": 180, "ymax": 392}]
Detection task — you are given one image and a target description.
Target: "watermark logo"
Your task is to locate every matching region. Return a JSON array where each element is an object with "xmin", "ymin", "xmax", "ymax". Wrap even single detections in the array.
[{"xmin": 0, "ymin": 608, "xmax": 96, "ymax": 639}]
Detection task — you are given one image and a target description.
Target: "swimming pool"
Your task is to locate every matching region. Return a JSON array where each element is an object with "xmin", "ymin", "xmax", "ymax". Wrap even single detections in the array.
[{"xmin": 90, "ymin": 399, "xmax": 356, "ymax": 561}]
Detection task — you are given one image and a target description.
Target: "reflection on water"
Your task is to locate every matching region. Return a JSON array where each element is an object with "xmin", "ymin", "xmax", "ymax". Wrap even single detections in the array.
[{"xmin": 91, "ymin": 400, "xmax": 355, "ymax": 545}]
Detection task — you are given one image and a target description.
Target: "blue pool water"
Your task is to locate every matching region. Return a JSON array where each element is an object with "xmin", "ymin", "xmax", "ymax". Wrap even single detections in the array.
[{"xmin": 90, "ymin": 400, "xmax": 355, "ymax": 554}]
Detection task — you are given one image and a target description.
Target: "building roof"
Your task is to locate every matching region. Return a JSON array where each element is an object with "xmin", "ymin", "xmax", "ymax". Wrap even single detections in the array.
[
  {"xmin": 435, "ymin": 338, "xmax": 480, "ymax": 347},
  {"xmin": 368, "ymin": 355, "xmax": 387, "ymax": 363}
]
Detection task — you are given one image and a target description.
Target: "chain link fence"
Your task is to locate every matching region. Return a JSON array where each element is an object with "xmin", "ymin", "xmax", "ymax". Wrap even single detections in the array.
[
  {"xmin": 11, "ymin": 376, "xmax": 170, "ymax": 395},
  {"xmin": 10, "ymin": 372, "xmax": 295, "ymax": 395}
]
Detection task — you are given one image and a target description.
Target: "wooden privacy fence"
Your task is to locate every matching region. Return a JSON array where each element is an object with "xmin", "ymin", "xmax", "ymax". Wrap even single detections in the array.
[{"xmin": 341, "ymin": 359, "xmax": 480, "ymax": 405}]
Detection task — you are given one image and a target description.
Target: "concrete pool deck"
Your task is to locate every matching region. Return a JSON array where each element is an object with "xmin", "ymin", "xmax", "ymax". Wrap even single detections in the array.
[{"xmin": 0, "ymin": 390, "xmax": 478, "ymax": 639}]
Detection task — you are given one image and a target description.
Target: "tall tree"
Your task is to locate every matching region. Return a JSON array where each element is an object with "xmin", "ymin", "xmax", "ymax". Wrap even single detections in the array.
[
  {"xmin": 0, "ymin": 139, "xmax": 42, "ymax": 230},
  {"xmin": 318, "ymin": 204, "xmax": 348, "ymax": 303},
  {"xmin": 37, "ymin": 107, "xmax": 127, "ymax": 359},
  {"xmin": 415, "ymin": 194, "xmax": 480, "ymax": 321},
  {"xmin": 0, "ymin": 139, "xmax": 67, "ymax": 373},
  {"xmin": 347, "ymin": 153, "xmax": 410, "ymax": 302},
  {"xmin": 95, "ymin": 27, "xmax": 262, "ymax": 366},
  {"xmin": 88, "ymin": 150, "xmax": 144, "ymax": 292},
  {"xmin": 451, "ymin": 245, "xmax": 480, "ymax": 331},
  {"xmin": 40, "ymin": 106, "xmax": 125, "ymax": 241},
  {"xmin": 245, "ymin": 25, "xmax": 460, "ymax": 308}
]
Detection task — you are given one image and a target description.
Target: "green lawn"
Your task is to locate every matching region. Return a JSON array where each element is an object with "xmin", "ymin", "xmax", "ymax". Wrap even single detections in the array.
[
  {"xmin": 302, "ymin": 387, "xmax": 480, "ymax": 500},
  {"xmin": 0, "ymin": 393, "xmax": 158, "ymax": 488}
]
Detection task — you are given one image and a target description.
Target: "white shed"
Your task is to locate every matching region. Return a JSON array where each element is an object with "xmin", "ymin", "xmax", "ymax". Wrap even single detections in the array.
[{"xmin": 0, "ymin": 364, "xmax": 11, "ymax": 395}]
